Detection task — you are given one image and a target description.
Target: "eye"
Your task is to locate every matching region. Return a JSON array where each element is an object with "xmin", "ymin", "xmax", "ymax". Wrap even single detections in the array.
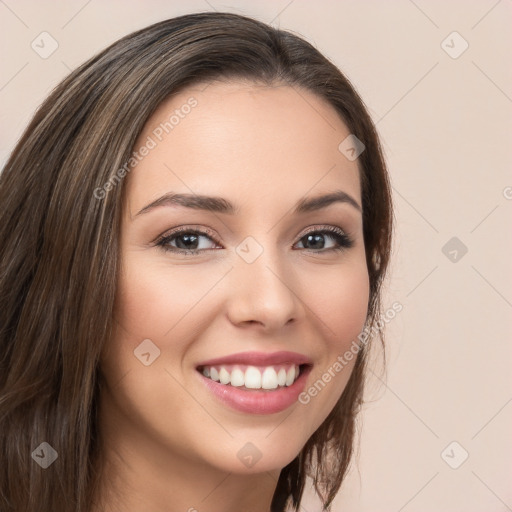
[
  {"xmin": 155, "ymin": 226, "xmax": 220, "ymax": 255},
  {"xmin": 155, "ymin": 225, "xmax": 354, "ymax": 256},
  {"xmin": 295, "ymin": 226, "xmax": 354, "ymax": 253}
]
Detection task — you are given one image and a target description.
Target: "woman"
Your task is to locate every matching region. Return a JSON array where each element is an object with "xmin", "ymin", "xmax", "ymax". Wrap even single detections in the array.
[{"xmin": 0, "ymin": 12, "xmax": 392, "ymax": 512}]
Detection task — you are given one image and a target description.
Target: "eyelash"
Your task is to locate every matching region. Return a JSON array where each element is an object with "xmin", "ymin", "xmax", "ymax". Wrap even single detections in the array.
[{"xmin": 154, "ymin": 225, "xmax": 354, "ymax": 256}]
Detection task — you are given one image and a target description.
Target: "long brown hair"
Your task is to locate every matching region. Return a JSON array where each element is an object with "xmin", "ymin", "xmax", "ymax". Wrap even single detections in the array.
[{"xmin": 0, "ymin": 12, "xmax": 392, "ymax": 512}]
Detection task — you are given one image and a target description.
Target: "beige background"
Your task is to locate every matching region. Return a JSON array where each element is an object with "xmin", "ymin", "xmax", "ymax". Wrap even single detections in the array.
[{"xmin": 1, "ymin": 1, "xmax": 511, "ymax": 510}]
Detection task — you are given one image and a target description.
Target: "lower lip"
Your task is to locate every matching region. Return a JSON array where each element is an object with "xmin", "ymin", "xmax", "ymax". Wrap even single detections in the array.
[{"xmin": 197, "ymin": 365, "xmax": 312, "ymax": 415}]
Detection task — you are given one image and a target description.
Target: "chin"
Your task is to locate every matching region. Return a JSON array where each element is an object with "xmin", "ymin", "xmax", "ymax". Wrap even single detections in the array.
[{"xmin": 199, "ymin": 435, "xmax": 306, "ymax": 475}]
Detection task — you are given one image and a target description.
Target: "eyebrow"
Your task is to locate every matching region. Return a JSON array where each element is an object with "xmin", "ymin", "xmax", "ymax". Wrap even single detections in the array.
[{"xmin": 135, "ymin": 189, "xmax": 361, "ymax": 217}]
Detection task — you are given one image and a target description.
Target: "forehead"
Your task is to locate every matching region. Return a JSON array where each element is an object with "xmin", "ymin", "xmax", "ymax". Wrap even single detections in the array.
[{"xmin": 124, "ymin": 81, "xmax": 362, "ymax": 216}]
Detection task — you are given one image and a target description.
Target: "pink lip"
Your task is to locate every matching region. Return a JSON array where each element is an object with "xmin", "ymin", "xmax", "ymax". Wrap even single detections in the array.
[
  {"xmin": 196, "ymin": 350, "xmax": 312, "ymax": 368},
  {"xmin": 197, "ymin": 364, "xmax": 313, "ymax": 415}
]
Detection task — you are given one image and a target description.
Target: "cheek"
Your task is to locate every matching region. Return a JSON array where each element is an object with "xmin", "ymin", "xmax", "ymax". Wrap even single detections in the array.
[
  {"xmin": 295, "ymin": 259, "xmax": 369, "ymax": 423},
  {"xmin": 114, "ymin": 257, "xmax": 218, "ymax": 340},
  {"xmin": 101, "ymin": 259, "xmax": 221, "ymax": 458},
  {"xmin": 306, "ymin": 258, "xmax": 370, "ymax": 348}
]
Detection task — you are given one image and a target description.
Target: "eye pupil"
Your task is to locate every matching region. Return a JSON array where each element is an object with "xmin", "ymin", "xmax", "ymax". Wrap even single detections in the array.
[
  {"xmin": 304, "ymin": 233, "xmax": 325, "ymax": 250},
  {"xmin": 176, "ymin": 233, "xmax": 199, "ymax": 250}
]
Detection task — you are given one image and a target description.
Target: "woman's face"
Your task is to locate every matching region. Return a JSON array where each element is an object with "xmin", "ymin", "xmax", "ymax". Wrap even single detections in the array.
[{"xmin": 99, "ymin": 80, "xmax": 369, "ymax": 476}]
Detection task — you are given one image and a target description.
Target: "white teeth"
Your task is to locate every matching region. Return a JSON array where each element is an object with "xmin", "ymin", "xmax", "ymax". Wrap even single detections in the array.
[
  {"xmin": 285, "ymin": 366, "xmax": 296, "ymax": 386},
  {"xmin": 261, "ymin": 367, "xmax": 278, "ymax": 389},
  {"xmin": 277, "ymin": 368, "xmax": 287, "ymax": 387},
  {"xmin": 219, "ymin": 367, "xmax": 230, "ymax": 385},
  {"xmin": 200, "ymin": 364, "xmax": 302, "ymax": 390},
  {"xmin": 244, "ymin": 366, "xmax": 262, "ymax": 389},
  {"xmin": 230, "ymin": 368, "xmax": 245, "ymax": 387}
]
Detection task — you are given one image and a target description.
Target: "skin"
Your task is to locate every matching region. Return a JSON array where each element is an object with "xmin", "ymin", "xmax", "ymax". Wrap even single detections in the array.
[{"xmin": 95, "ymin": 81, "xmax": 370, "ymax": 512}]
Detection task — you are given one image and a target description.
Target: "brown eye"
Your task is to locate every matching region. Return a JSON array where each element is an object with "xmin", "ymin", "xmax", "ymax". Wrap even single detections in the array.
[
  {"xmin": 156, "ymin": 227, "xmax": 220, "ymax": 255},
  {"xmin": 295, "ymin": 227, "xmax": 354, "ymax": 253}
]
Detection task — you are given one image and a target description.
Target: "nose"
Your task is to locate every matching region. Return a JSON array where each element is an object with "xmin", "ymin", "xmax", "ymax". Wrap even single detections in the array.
[{"xmin": 225, "ymin": 243, "xmax": 303, "ymax": 331}]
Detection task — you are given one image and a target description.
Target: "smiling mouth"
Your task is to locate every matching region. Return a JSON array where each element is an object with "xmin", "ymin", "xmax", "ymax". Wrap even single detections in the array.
[{"xmin": 196, "ymin": 363, "xmax": 309, "ymax": 391}]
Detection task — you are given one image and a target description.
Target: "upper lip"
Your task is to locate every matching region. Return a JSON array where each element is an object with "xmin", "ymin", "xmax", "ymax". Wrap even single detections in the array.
[{"xmin": 196, "ymin": 350, "xmax": 312, "ymax": 368}]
